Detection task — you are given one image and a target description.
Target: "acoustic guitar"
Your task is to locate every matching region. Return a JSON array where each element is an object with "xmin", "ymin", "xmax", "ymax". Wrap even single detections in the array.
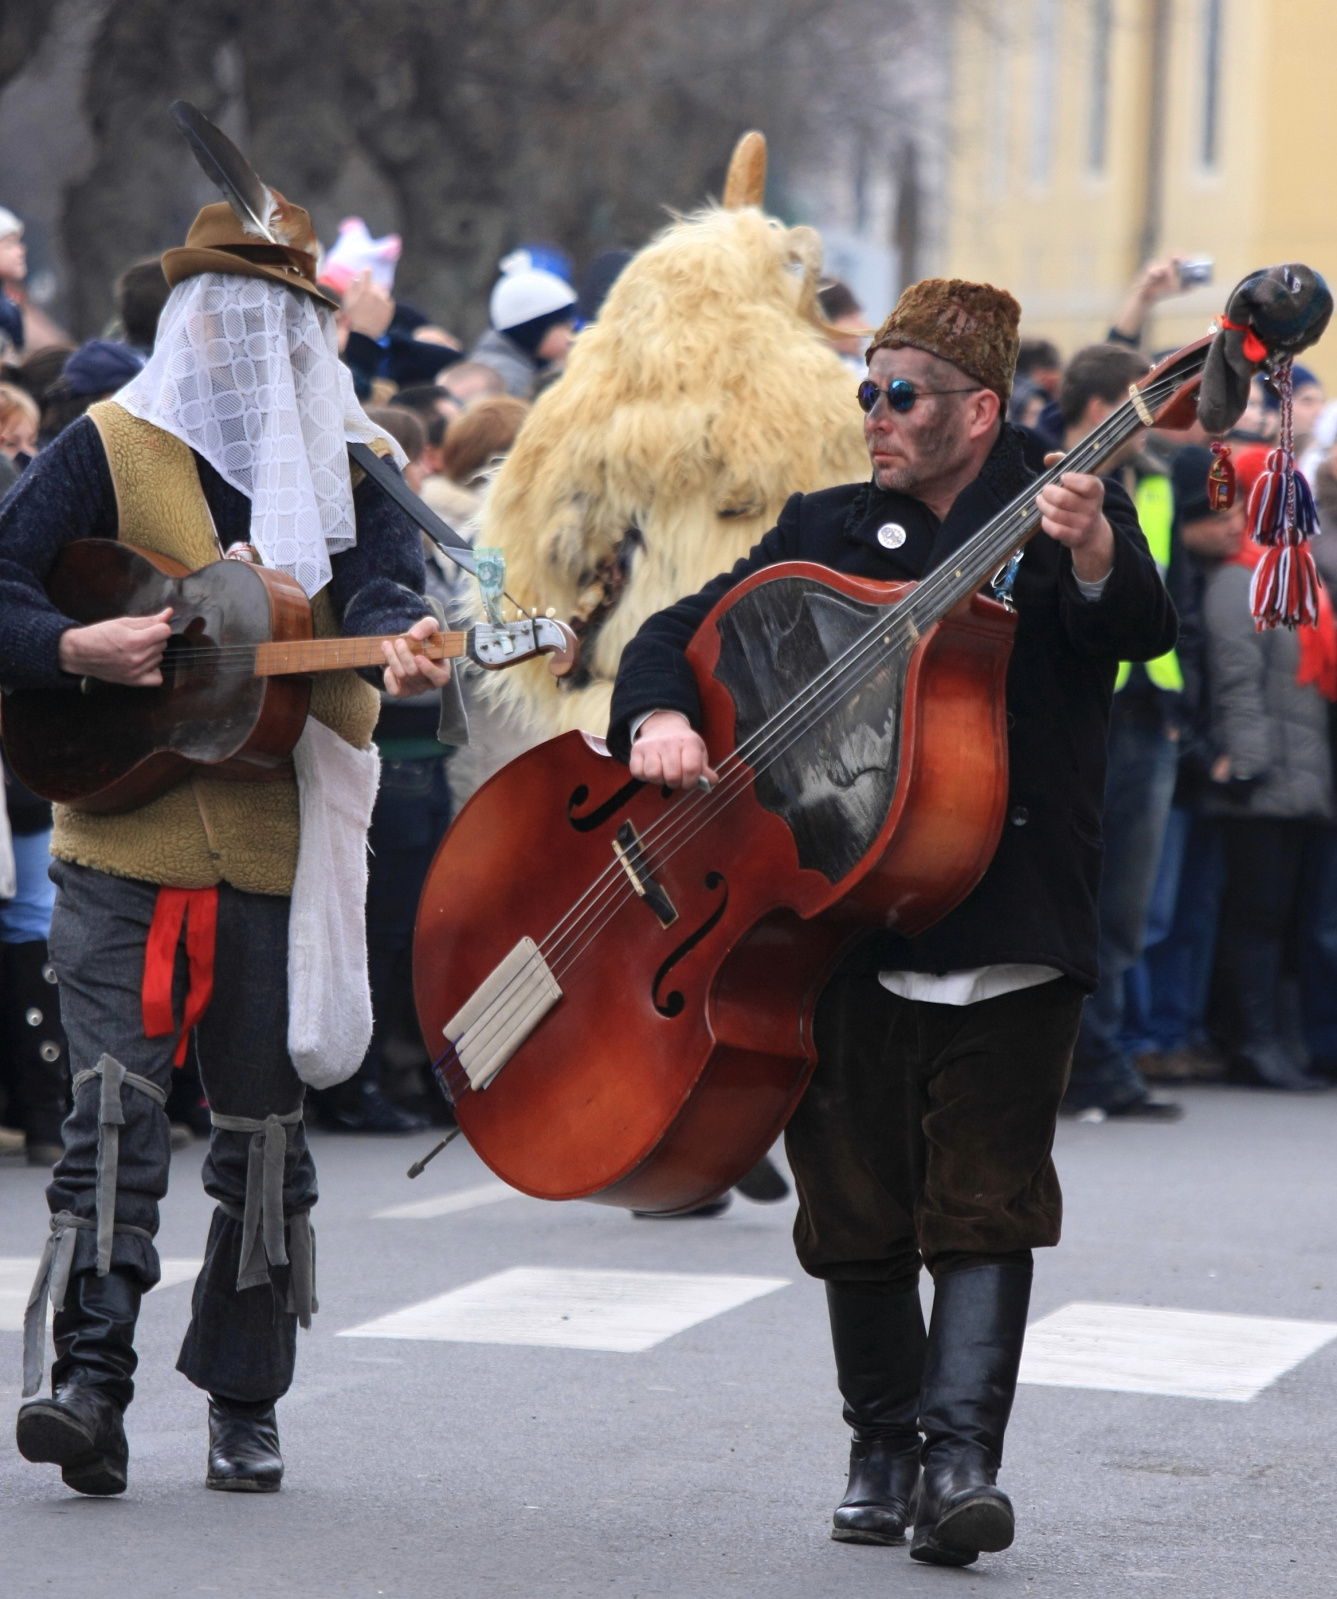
[{"xmin": 1, "ymin": 539, "xmax": 576, "ymax": 815}]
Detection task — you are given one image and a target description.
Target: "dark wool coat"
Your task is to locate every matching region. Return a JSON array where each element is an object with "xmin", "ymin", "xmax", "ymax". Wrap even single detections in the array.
[{"xmin": 607, "ymin": 425, "xmax": 1178, "ymax": 991}]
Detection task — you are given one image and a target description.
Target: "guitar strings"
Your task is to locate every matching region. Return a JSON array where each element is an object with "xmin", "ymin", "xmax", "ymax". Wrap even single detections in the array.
[{"xmin": 432, "ymin": 366, "xmax": 1196, "ymax": 1094}]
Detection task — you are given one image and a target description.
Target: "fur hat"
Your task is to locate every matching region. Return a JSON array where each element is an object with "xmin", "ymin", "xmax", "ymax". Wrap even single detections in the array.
[
  {"xmin": 161, "ymin": 199, "xmax": 337, "ymax": 309},
  {"xmin": 867, "ymin": 277, "xmax": 1022, "ymax": 401}
]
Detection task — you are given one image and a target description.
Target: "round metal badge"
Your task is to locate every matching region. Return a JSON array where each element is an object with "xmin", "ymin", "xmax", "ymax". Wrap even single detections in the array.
[{"xmin": 877, "ymin": 523, "xmax": 907, "ymax": 549}]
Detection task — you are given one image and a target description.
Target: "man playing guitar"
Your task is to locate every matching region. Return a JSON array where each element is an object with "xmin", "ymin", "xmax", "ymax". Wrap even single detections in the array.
[{"xmin": 3, "ymin": 170, "xmax": 450, "ymax": 1495}]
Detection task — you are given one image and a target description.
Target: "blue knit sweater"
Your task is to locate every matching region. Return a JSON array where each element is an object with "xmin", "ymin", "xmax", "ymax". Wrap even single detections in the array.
[{"xmin": 0, "ymin": 415, "xmax": 430, "ymax": 691}]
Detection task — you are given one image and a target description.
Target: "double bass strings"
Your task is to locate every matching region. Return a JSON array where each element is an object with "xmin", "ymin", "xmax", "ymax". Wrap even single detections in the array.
[{"xmin": 432, "ymin": 359, "xmax": 1201, "ymax": 1089}]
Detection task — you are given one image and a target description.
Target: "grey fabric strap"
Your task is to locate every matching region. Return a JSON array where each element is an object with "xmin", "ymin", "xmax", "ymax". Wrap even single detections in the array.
[
  {"xmin": 71, "ymin": 1055, "xmax": 167, "ymax": 1276},
  {"xmin": 22, "ymin": 1211, "xmax": 152, "ymax": 1398},
  {"xmin": 210, "ymin": 1108, "xmax": 305, "ymax": 1302},
  {"xmin": 217, "ymin": 1199, "xmax": 317, "ymax": 1330}
]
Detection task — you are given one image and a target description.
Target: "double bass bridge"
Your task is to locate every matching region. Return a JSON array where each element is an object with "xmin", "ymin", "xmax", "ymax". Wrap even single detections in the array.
[{"xmin": 612, "ymin": 821, "xmax": 678, "ymax": 928}]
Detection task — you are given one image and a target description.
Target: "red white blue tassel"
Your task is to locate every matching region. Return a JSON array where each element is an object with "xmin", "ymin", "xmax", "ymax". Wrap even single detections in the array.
[{"xmin": 1247, "ymin": 358, "xmax": 1321, "ymax": 629}]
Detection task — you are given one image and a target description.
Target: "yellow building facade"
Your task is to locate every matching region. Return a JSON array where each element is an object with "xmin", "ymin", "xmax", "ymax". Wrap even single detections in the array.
[{"xmin": 944, "ymin": 0, "xmax": 1337, "ymax": 387}]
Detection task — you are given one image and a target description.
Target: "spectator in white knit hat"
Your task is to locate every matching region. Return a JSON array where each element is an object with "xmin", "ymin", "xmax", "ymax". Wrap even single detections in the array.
[
  {"xmin": 468, "ymin": 249, "xmax": 577, "ymax": 398},
  {"xmin": 0, "ymin": 208, "xmax": 26, "ymax": 358}
]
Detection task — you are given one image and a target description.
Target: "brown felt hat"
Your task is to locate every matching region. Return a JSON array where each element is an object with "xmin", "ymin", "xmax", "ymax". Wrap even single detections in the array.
[
  {"xmin": 867, "ymin": 277, "xmax": 1022, "ymax": 401},
  {"xmin": 161, "ymin": 199, "xmax": 338, "ymax": 310}
]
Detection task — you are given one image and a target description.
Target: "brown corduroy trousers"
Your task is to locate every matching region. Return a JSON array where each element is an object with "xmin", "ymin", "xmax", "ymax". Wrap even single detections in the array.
[{"xmin": 785, "ymin": 968, "xmax": 1084, "ymax": 1294}]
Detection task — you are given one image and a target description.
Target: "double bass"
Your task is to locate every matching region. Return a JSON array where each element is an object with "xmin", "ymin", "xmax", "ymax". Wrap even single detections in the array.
[{"xmin": 412, "ymin": 338, "xmax": 1211, "ymax": 1213}]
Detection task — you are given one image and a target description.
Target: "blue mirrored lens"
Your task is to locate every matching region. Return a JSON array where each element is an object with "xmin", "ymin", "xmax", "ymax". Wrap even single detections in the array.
[{"xmin": 857, "ymin": 379, "xmax": 919, "ymax": 414}]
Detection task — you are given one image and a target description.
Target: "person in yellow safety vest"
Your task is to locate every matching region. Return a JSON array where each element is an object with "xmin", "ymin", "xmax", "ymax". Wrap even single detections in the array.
[
  {"xmin": 1114, "ymin": 472, "xmax": 1183, "ymax": 694},
  {"xmin": 1055, "ymin": 345, "xmax": 1186, "ymax": 1120}
]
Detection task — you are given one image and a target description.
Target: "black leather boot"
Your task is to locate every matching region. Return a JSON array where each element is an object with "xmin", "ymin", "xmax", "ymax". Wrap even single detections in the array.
[
  {"xmin": 827, "ymin": 1283, "xmax": 926, "ymax": 1545},
  {"xmin": 910, "ymin": 1263, "xmax": 1032, "ymax": 1567},
  {"xmin": 16, "ymin": 1266, "xmax": 140, "ymax": 1496},
  {"xmin": 207, "ymin": 1396, "xmax": 284, "ymax": 1492}
]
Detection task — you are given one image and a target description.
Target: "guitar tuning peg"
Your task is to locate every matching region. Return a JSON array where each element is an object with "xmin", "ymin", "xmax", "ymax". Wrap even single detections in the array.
[{"xmin": 546, "ymin": 608, "xmax": 556, "ymax": 618}]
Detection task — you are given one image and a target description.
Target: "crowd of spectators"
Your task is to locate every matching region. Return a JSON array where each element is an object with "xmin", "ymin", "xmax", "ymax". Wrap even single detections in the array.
[{"xmin": 0, "ymin": 198, "xmax": 1330, "ymax": 1153}]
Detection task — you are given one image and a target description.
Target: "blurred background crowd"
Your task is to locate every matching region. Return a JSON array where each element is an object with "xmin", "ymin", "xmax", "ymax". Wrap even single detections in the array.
[{"xmin": 0, "ymin": 0, "xmax": 1334, "ymax": 1161}]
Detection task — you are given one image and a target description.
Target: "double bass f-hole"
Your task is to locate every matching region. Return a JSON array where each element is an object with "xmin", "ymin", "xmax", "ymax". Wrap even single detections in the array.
[
  {"xmin": 566, "ymin": 776, "xmax": 643, "ymax": 833},
  {"xmin": 652, "ymin": 871, "xmax": 729, "ymax": 1018}
]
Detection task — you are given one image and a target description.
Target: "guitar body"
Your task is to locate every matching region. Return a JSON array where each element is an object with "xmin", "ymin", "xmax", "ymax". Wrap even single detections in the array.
[
  {"xmin": 2, "ymin": 540, "xmax": 312, "ymax": 814},
  {"xmin": 414, "ymin": 562, "xmax": 1016, "ymax": 1213}
]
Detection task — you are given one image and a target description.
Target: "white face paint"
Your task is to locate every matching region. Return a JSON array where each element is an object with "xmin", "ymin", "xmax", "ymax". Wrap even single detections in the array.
[{"xmin": 877, "ymin": 523, "xmax": 907, "ymax": 549}]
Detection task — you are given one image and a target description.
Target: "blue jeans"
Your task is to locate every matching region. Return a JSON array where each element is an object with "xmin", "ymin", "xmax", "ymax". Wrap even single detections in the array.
[
  {"xmin": 1065, "ymin": 711, "xmax": 1178, "ymax": 1109},
  {"xmin": 1122, "ymin": 812, "xmax": 1224, "ymax": 1054}
]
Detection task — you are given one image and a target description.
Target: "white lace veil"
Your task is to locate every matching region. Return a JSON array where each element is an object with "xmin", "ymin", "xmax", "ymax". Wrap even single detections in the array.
[{"xmin": 115, "ymin": 272, "xmax": 406, "ymax": 596}]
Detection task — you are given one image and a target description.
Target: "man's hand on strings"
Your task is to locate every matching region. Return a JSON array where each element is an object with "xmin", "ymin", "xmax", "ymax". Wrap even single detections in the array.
[
  {"xmin": 629, "ymin": 710, "xmax": 718, "ymax": 790},
  {"xmin": 383, "ymin": 615, "xmax": 451, "ymax": 697},
  {"xmin": 1036, "ymin": 466, "xmax": 1115, "ymax": 585},
  {"xmin": 58, "ymin": 609, "xmax": 173, "ymax": 686}
]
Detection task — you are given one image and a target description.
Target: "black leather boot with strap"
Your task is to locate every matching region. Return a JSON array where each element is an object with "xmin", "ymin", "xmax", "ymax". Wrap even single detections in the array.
[
  {"xmin": 16, "ymin": 1266, "xmax": 141, "ymax": 1496},
  {"xmin": 911, "ymin": 1261, "xmax": 1032, "ymax": 1567},
  {"xmin": 826, "ymin": 1282, "xmax": 926, "ymax": 1545}
]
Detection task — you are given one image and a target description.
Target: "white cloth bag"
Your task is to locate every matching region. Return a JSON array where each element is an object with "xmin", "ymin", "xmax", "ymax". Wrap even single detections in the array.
[{"xmin": 287, "ymin": 718, "xmax": 381, "ymax": 1088}]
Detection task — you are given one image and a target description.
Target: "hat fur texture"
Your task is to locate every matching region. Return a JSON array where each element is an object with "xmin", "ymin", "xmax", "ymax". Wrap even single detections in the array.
[
  {"xmin": 868, "ymin": 277, "xmax": 1021, "ymax": 401},
  {"xmin": 479, "ymin": 205, "xmax": 868, "ymax": 737}
]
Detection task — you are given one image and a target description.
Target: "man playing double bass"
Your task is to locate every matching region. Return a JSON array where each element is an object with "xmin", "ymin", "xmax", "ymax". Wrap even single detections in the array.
[{"xmin": 607, "ymin": 279, "xmax": 1175, "ymax": 1567}]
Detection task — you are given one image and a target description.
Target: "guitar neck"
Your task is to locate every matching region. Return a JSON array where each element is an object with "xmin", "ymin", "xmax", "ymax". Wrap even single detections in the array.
[{"xmin": 252, "ymin": 631, "xmax": 468, "ymax": 677}]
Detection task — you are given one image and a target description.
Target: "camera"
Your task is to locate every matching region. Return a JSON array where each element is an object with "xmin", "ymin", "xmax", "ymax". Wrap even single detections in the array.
[{"xmin": 1176, "ymin": 256, "xmax": 1214, "ymax": 289}]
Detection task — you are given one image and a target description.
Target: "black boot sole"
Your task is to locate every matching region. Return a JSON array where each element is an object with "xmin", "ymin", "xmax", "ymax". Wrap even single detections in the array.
[
  {"xmin": 16, "ymin": 1402, "xmax": 127, "ymax": 1496},
  {"xmin": 206, "ymin": 1470, "xmax": 282, "ymax": 1493},
  {"xmin": 831, "ymin": 1524, "xmax": 907, "ymax": 1546},
  {"xmin": 911, "ymin": 1495, "xmax": 1014, "ymax": 1565}
]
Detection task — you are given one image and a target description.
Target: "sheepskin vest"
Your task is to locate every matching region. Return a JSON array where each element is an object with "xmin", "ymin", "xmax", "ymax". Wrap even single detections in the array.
[{"xmin": 49, "ymin": 402, "xmax": 379, "ymax": 896}]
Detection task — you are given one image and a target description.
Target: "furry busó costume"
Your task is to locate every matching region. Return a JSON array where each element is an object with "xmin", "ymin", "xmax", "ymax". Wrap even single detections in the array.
[{"xmin": 477, "ymin": 134, "xmax": 870, "ymax": 737}]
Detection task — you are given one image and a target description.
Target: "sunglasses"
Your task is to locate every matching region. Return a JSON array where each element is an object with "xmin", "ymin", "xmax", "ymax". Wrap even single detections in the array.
[{"xmin": 857, "ymin": 378, "xmax": 983, "ymax": 414}]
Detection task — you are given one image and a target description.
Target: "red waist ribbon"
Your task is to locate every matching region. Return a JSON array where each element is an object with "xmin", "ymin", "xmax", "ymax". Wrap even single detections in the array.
[{"xmin": 141, "ymin": 887, "xmax": 218, "ymax": 1066}]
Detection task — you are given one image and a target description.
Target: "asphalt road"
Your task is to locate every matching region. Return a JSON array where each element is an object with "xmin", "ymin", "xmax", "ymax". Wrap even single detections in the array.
[{"xmin": 1, "ymin": 1084, "xmax": 1336, "ymax": 1599}]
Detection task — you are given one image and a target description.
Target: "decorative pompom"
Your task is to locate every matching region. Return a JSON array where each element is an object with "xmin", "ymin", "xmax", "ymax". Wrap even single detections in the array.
[
  {"xmin": 1247, "ymin": 357, "xmax": 1322, "ymax": 628},
  {"xmin": 1250, "ymin": 543, "xmax": 1321, "ymax": 629}
]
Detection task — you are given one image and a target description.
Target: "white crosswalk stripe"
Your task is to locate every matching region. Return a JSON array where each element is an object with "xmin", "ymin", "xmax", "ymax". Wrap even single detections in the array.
[
  {"xmin": 372, "ymin": 1181, "xmax": 519, "ymax": 1219},
  {"xmin": 0, "ymin": 1258, "xmax": 202, "ymax": 1332},
  {"xmin": 1019, "ymin": 1301, "xmax": 1337, "ymax": 1402},
  {"xmin": 338, "ymin": 1265, "xmax": 791, "ymax": 1352}
]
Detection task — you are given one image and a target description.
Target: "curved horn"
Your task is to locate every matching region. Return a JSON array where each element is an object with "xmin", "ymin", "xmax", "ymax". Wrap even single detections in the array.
[
  {"xmin": 787, "ymin": 225, "xmax": 877, "ymax": 341},
  {"xmin": 723, "ymin": 131, "xmax": 767, "ymax": 209}
]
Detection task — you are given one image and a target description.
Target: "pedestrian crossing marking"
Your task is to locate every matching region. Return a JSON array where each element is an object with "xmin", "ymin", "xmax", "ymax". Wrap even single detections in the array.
[
  {"xmin": 338, "ymin": 1266, "xmax": 790, "ymax": 1352},
  {"xmin": 372, "ymin": 1181, "xmax": 518, "ymax": 1220},
  {"xmin": 1019, "ymin": 1302, "xmax": 1337, "ymax": 1402},
  {"xmin": 0, "ymin": 1258, "xmax": 202, "ymax": 1332}
]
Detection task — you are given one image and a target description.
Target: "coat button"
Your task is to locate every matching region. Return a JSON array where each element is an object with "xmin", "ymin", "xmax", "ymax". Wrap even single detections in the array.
[
  {"xmin": 1010, "ymin": 805, "xmax": 1029, "ymax": 827},
  {"xmin": 876, "ymin": 522, "xmax": 907, "ymax": 549}
]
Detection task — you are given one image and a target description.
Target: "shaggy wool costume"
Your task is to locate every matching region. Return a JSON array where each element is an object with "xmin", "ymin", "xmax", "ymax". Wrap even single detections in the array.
[{"xmin": 479, "ymin": 205, "xmax": 869, "ymax": 737}]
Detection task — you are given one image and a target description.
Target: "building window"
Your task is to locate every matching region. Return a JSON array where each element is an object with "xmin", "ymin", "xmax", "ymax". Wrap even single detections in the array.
[
  {"xmin": 1029, "ymin": 0, "xmax": 1058, "ymax": 186},
  {"xmin": 1201, "ymin": 0, "xmax": 1224, "ymax": 167},
  {"xmin": 1087, "ymin": 0, "xmax": 1112, "ymax": 172}
]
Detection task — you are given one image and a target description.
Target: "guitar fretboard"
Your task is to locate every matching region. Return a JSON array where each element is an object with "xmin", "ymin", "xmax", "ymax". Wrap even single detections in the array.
[{"xmin": 252, "ymin": 631, "xmax": 468, "ymax": 677}]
